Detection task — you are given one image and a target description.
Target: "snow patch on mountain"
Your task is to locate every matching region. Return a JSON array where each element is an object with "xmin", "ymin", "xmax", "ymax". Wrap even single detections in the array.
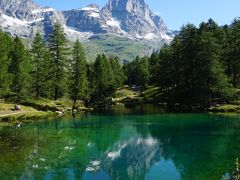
[
  {"xmin": 79, "ymin": 7, "xmax": 99, "ymax": 12},
  {"xmin": 64, "ymin": 25, "xmax": 93, "ymax": 40},
  {"xmin": 32, "ymin": 8, "xmax": 54, "ymax": 14},
  {"xmin": 144, "ymin": 33, "xmax": 158, "ymax": 40},
  {"xmin": 0, "ymin": 13, "xmax": 44, "ymax": 27},
  {"xmin": 0, "ymin": 0, "xmax": 175, "ymax": 42},
  {"xmin": 106, "ymin": 18, "xmax": 120, "ymax": 28},
  {"xmin": 89, "ymin": 12, "xmax": 100, "ymax": 18}
]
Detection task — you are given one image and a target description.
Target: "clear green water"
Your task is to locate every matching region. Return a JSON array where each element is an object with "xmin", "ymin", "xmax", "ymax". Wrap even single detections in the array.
[{"xmin": 0, "ymin": 107, "xmax": 240, "ymax": 179}]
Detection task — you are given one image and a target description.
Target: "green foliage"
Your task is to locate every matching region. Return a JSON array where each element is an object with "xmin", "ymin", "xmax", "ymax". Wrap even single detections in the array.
[
  {"xmin": 232, "ymin": 158, "xmax": 240, "ymax": 180},
  {"xmin": 0, "ymin": 31, "xmax": 13, "ymax": 98},
  {"xmin": 124, "ymin": 56, "xmax": 150, "ymax": 87},
  {"xmin": 9, "ymin": 36, "xmax": 31, "ymax": 97},
  {"xmin": 143, "ymin": 19, "xmax": 236, "ymax": 107},
  {"xmin": 0, "ymin": 17, "xmax": 239, "ymax": 108},
  {"xmin": 226, "ymin": 18, "xmax": 240, "ymax": 88},
  {"xmin": 91, "ymin": 54, "xmax": 115, "ymax": 100},
  {"xmin": 83, "ymin": 34, "xmax": 164, "ymax": 62},
  {"xmin": 70, "ymin": 40, "xmax": 89, "ymax": 108},
  {"xmin": 31, "ymin": 32, "xmax": 52, "ymax": 97},
  {"xmin": 149, "ymin": 51, "xmax": 160, "ymax": 84},
  {"xmin": 109, "ymin": 56, "xmax": 126, "ymax": 89},
  {"xmin": 48, "ymin": 23, "xmax": 69, "ymax": 100},
  {"xmin": 90, "ymin": 54, "xmax": 125, "ymax": 101}
]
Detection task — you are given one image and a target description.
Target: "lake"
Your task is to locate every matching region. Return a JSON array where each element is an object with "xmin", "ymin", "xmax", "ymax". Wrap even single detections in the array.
[{"xmin": 0, "ymin": 106, "xmax": 240, "ymax": 179}]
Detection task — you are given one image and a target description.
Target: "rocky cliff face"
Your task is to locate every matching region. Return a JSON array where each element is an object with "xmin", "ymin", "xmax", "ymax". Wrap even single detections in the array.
[
  {"xmin": 100, "ymin": 0, "xmax": 169, "ymax": 39},
  {"xmin": 62, "ymin": 4, "xmax": 105, "ymax": 33},
  {"xmin": 0, "ymin": 0, "xmax": 64, "ymax": 38},
  {"xmin": 0, "ymin": 0, "xmax": 173, "ymax": 41},
  {"xmin": 0, "ymin": 0, "xmax": 38, "ymax": 20}
]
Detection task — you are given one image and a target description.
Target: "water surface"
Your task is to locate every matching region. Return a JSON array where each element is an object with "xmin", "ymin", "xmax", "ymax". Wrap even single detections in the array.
[{"xmin": 0, "ymin": 108, "xmax": 240, "ymax": 179}]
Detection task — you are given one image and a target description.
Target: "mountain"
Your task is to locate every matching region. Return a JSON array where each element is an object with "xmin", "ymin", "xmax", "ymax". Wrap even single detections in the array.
[
  {"xmin": 0, "ymin": 0, "xmax": 175, "ymax": 60},
  {"xmin": 63, "ymin": 0, "xmax": 173, "ymax": 41},
  {"xmin": 100, "ymin": 0, "xmax": 170, "ymax": 40}
]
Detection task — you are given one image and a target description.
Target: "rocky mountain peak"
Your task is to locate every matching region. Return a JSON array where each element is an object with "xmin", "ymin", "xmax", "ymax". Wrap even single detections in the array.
[
  {"xmin": 100, "ymin": 0, "xmax": 169, "ymax": 39},
  {"xmin": 106, "ymin": 0, "xmax": 147, "ymax": 13},
  {"xmin": 0, "ymin": 0, "xmax": 173, "ymax": 42},
  {"xmin": 85, "ymin": 4, "xmax": 100, "ymax": 9},
  {"xmin": 0, "ymin": 0, "xmax": 38, "ymax": 20}
]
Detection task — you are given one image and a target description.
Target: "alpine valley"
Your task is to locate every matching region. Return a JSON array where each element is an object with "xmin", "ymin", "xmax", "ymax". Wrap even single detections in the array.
[{"xmin": 0, "ymin": 0, "xmax": 176, "ymax": 61}]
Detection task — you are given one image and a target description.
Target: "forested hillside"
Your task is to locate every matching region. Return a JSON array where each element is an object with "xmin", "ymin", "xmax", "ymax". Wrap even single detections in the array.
[
  {"xmin": 124, "ymin": 19, "xmax": 240, "ymax": 109},
  {"xmin": 0, "ymin": 18, "xmax": 240, "ymax": 110}
]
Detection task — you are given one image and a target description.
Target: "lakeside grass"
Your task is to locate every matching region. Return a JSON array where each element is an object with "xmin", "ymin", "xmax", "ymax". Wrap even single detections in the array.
[
  {"xmin": 209, "ymin": 104, "xmax": 240, "ymax": 113},
  {"xmin": 0, "ymin": 87, "xmax": 239, "ymax": 127},
  {"xmin": 0, "ymin": 102, "xmax": 55, "ymax": 126},
  {"xmin": 0, "ymin": 97, "xmax": 92, "ymax": 126}
]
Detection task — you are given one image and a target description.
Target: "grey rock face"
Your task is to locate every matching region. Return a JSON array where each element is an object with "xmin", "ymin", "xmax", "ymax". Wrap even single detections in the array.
[
  {"xmin": 99, "ymin": 0, "xmax": 169, "ymax": 39},
  {"xmin": 63, "ymin": 4, "xmax": 105, "ymax": 33},
  {"xmin": 0, "ymin": 0, "xmax": 38, "ymax": 20},
  {"xmin": 0, "ymin": 0, "xmax": 64, "ymax": 38},
  {"xmin": 0, "ymin": 0, "xmax": 174, "ymax": 41}
]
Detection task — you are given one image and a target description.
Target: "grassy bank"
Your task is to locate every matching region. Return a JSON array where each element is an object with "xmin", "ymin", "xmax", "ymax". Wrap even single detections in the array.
[
  {"xmin": 121, "ymin": 86, "xmax": 240, "ymax": 113},
  {"xmin": 0, "ymin": 97, "xmax": 93, "ymax": 126},
  {"xmin": 209, "ymin": 104, "xmax": 240, "ymax": 113},
  {"xmin": 0, "ymin": 102, "xmax": 55, "ymax": 126}
]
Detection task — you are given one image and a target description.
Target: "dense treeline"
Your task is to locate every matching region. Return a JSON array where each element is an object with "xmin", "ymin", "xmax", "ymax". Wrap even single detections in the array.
[
  {"xmin": 1, "ymin": 18, "xmax": 240, "ymax": 109},
  {"xmin": 124, "ymin": 18, "xmax": 240, "ymax": 108},
  {"xmin": 0, "ymin": 23, "xmax": 125, "ymax": 108}
]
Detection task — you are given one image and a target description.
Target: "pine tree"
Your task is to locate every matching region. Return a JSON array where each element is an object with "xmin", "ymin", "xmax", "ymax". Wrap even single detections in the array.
[
  {"xmin": 157, "ymin": 45, "xmax": 174, "ymax": 92},
  {"xmin": 177, "ymin": 24, "xmax": 198, "ymax": 103},
  {"xmin": 124, "ymin": 56, "xmax": 149, "ymax": 87},
  {"xmin": 109, "ymin": 56, "xmax": 125, "ymax": 89},
  {"xmin": 9, "ymin": 37, "xmax": 31, "ymax": 98},
  {"xmin": 48, "ymin": 22, "xmax": 69, "ymax": 100},
  {"xmin": 0, "ymin": 31, "xmax": 13, "ymax": 98},
  {"xmin": 92, "ymin": 54, "xmax": 114, "ymax": 101},
  {"xmin": 149, "ymin": 51, "xmax": 160, "ymax": 84},
  {"xmin": 229, "ymin": 18, "xmax": 240, "ymax": 88},
  {"xmin": 70, "ymin": 40, "xmax": 89, "ymax": 110},
  {"xmin": 196, "ymin": 26, "xmax": 233, "ymax": 106},
  {"xmin": 31, "ymin": 32, "xmax": 50, "ymax": 97}
]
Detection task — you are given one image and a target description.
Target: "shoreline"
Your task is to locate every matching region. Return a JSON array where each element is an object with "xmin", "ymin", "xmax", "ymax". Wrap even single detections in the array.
[
  {"xmin": 0, "ymin": 99, "xmax": 93, "ymax": 127},
  {"xmin": 0, "ymin": 96, "xmax": 239, "ymax": 128}
]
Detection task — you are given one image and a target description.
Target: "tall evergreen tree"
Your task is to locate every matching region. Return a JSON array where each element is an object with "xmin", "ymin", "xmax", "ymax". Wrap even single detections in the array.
[
  {"xmin": 157, "ymin": 45, "xmax": 174, "ymax": 93},
  {"xmin": 109, "ymin": 56, "xmax": 125, "ymax": 89},
  {"xmin": 70, "ymin": 40, "xmax": 89, "ymax": 110},
  {"xmin": 31, "ymin": 32, "xmax": 50, "ymax": 97},
  {"xmin": 149, "ymin": 51, "xmax": 160, "ymax": 84},
  {"xmin": 48, "ymin": 22, "xmax": 69, "ymax": 100},
  {"xmin": 9, "ymin": 37, "xmax": 31, "ymax": 98},
  {"xmin": 196, "ymin": 19, "xmax": 232, "ymax": 105},
  {"xmin": 196, "ymin": 29, "xmax": 232, "ymax": 106},
  {"xmin": 0, "ymin": 31, "xmax": 13, "ymax": 98},
  {"xmin": 177, "ymin": 24, "xmax": 198, "ymax": 102},
  {"xmin": 228, "ymin": 18, "xmax": 240, "ymax": 88},
  {"xmin": 92, "ymin": 54, "xmax": 114, "ymax": 101},
  {"xmin": 124, "ymin": 56, "xmax": 149, "ymax": 87}
]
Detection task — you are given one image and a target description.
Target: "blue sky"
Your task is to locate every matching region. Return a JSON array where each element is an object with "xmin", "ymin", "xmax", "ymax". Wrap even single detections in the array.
[{"xmin": 33, "ymin": 0, "xmax": 240, "ymax": 30}]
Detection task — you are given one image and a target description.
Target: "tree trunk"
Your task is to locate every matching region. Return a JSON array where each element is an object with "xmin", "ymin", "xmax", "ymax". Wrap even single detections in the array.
[{"xmin": 72, "ymin": 99, "xmax": 77, "ymax": 112}]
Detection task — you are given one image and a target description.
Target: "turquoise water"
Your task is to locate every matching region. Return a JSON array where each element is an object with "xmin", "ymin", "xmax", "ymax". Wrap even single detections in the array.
[{"xmin": 0, "ymin": 110, "xmax": 240, "ymax": 179}]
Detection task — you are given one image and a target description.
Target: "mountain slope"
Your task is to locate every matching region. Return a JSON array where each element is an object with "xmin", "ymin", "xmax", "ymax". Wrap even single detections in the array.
[{"xmin": 0, "ymin": 0, "xmax": 174, "ymax": 61}]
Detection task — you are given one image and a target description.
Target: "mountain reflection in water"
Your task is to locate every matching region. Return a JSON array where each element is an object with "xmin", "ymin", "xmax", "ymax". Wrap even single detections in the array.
[{"xmin": 0, "ymin": 112, "xmax": 240, "ymax": 179}]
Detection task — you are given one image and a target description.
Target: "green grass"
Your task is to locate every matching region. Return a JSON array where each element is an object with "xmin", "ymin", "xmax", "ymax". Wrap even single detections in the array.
[
  {"xmin": 0, "ymin": 103, "xmax": 38, "ymax": 115},
  {"xmin": 0, "ymin": 102, "xmax": 55, "ymax": 125},
  {"xmin": 114, "ymin": 87, "xmax": 136, "ymax": 98},
  {"xmin": 24, "ymin": 33, "xmax": 164, "ymax": 62},
  {"xmin": 82, "ymin": 34, "xmax": 164, "ymax": 62},
  {"xmin": 18, "ymin": 97, "xmax": 87, "ymax": 113},
  {"xmin": 141, "ymin": 86, "xmax": 161, "ymax": 102},
  {"xmin": 209, "ymin": 104, "xmax": 240, "ymax": 113}
]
